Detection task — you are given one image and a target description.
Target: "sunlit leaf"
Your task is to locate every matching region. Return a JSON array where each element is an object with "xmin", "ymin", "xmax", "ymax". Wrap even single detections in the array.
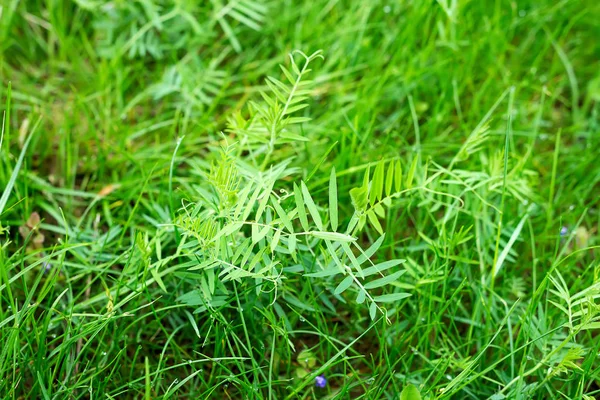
[{"xmin": 334, "ymin": 275, "xmax": 354, "ymax": 295}]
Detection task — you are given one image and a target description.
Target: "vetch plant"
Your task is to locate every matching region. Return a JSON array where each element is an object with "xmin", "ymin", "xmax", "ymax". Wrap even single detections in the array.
[{"xmin": 175, "ymin": 51, "xmax": 411, "ymax": 321}]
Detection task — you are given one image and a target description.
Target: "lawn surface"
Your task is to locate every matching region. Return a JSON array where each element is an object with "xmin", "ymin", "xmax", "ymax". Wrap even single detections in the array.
[{"xmin": 1, "ymin": 0, "xmax": 600, "ymax": 399}]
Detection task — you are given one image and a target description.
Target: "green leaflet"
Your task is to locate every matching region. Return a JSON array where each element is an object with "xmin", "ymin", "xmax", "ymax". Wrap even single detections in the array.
[
  {"xmin": 385, "ymin": 161, "xmax": 395, "ymax": 197},
  {"xmin": 394, "ymin": 160, "xmax": 402, "ymax": 192},
  {"xmin": 294, "ymin": 183, "xmax": 309, "ymax": 231},
  {"xmin": 400, "ymin": 384, "xmax": 422, "ymax": 400},
  {"xmin": 370, "ymin": 161, "xmax": 384, "ymax": 206},
  {"xmin": 301, "ymin": 181, "xmax": 323, "ymax": 230},
  {"xmin": 373, "ymin": 292, "xmax": 411, "ymax": 303},
  {"xmin": 406, "ymin": 156, "xmax": 418, "ymax": 189},
  {"xmin": 270, "ymin": 196, "xmax": 294, "ymax": 233},
  {"xmin": 362, "ymin": 259, "xmax": 405, "ymax": 277},
  {"xmin": 364, "ymin": 270, "xmax": 406, "ymax": 289},
  {"xmin": 311, "ymin": 231, "xmax": 355, "ymax": 242},
  {"xmin": 334, "ymin": 275, "xmax": 354, "ymax": 295}
]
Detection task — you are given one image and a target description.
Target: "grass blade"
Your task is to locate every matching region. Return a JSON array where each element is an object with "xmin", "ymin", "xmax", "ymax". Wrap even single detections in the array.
[
  {"xmin": 0, "ymin": 117, "xmax": 41, "ymax": 216},
  {"xmin": 329, "ymin": 167, "xmax": 338, "ymax": 231}
]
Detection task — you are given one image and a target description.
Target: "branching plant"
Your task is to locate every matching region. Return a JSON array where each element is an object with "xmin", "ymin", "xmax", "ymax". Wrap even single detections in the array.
[{"xmin": 175, "ymin": 51, "xmax": 411, "ymax": 321}]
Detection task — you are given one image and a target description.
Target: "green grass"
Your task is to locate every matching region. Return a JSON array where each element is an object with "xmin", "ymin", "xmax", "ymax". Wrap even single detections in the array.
[{"xmin": 1, "ymin": 0, "xmax": 600, "ymax": 398}]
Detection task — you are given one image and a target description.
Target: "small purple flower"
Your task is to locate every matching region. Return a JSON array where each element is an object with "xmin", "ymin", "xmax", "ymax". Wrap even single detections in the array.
[
  {"xmin": 42, "ymin": 261, "xmax": 52, "ymax": 273},
  {"xmin": 315, "ymin": 374, "xmax": 327, "ymax": 388},
  {"xmin": 560, "ymin": 226, "xmax": 569, "ymax": 237}
]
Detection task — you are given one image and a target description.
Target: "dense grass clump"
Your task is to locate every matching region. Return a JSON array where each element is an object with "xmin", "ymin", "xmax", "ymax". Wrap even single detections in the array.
[{"xmin": 1, "ymin": 1, "xmax": 600, "ymax": 398}]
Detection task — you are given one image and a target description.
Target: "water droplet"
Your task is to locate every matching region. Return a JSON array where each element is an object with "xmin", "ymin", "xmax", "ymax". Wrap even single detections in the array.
[
  {"xmin": 383, "ymin": 5, "xmax": 391, "ymax": 13},
  {"xmin": 299, "ymin": 316, "xmax": 306, "ymax": 322},
  {"xmin": 366, "ymin": 377, "xmax": 375, "ymax": 385},
  {"xmin": 519, "ymin": 9, "xmax": 526, "ymax": 17},
  {"xmin": 446, "ymin": 374, "xmax": 453, "ymax": 380},
  {"xmin": 188, "ymin": 360, "xmax": 192, "ymax": 364},
  {"xmin": 102, "ymin": 352, "xmax": 107, "ymax": 356},
  {"xmin": 569, "ymin": 205, "xmax": 575, "ymax": 210}
]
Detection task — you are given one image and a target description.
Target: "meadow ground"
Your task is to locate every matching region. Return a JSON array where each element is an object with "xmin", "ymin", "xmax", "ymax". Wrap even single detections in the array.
[{"xmin": 1, "ymin": 1, "xmax": 600, "ymax": 399}]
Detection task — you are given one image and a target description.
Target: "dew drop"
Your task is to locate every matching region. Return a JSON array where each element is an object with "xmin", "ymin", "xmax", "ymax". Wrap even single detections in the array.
[{"xmin": 383, "ymin": 5, "xmax": 391, "ymax": 13}]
